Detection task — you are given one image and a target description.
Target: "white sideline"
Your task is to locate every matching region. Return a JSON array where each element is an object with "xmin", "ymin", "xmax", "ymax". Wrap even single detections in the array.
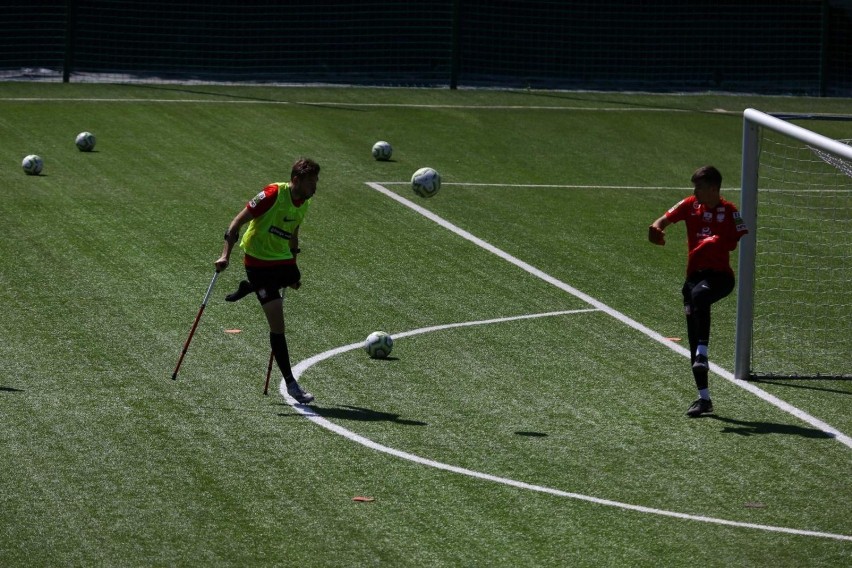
[
  {"xmin": 287, "ymin": 311, "xmax": 851, "ymax": 542},
  {"xmin": 365, "ymin": 182, "xmax": 852, "ymax": 449}
]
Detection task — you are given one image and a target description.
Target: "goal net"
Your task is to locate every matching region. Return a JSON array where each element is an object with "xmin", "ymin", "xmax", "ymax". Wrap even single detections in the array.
[{"xmin": 735, "ymin": 109, "xmax": 852, "ymax": 380}]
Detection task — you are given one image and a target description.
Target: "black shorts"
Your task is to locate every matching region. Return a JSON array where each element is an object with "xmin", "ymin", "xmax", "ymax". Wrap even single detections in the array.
[
  {"xmin": 682, "ymin": 270, "xmax": 735, "ymax": 309},
  {"xmin": 245, "ymin": 264, "xmax": 301, "ymax": 305}
]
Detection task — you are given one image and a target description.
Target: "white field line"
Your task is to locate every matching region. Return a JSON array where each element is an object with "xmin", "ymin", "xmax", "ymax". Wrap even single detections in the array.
[
  {"xmin": 378, "ymin": 182, "xmax": 688, "ymax": 190},
  {"xmin": 0, "ymin": 97, "xmax": 721, "ymax": 112},
  {"xmin": 293, "ymin": 309, "xmax": 600, "ymax": 374},
  {"xmin": 287, "ymin": 311, "xmax": 851, "ymax": 542},
  {"xmin": 365, "ymin": 181, "xmax": 852, "ymax": 449},
  {"xmin": 378, "ymin": 182, "xmax": 846, "ymax": 193}
]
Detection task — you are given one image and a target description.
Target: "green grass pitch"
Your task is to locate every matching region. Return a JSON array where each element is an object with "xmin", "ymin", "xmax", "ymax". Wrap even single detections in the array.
[{"xmin": 0, "ymin": 82, "xmax": 850, "ymax": 567}]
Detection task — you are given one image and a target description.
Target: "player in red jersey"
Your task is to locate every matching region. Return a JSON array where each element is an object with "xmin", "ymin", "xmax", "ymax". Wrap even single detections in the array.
[
  {"xmin": 215, "ymin": 158, "xmax": 320, "ymax": 404},
  {"xmin": 648, "ymin": 166, "xmax": 749, "ymax": 417}
]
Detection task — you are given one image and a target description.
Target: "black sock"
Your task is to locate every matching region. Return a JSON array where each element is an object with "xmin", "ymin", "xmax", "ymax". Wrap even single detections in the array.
[
  {"xmin": 270, "ymin": 332, "xmax": 294, "ymax": 384},
  {"xmin": 692, "ymin": 366, "xmax": 709, "ymax": 391},
  {"xmin": 684, "ymin": 310, "xmax": 698, "ymax": 364}
]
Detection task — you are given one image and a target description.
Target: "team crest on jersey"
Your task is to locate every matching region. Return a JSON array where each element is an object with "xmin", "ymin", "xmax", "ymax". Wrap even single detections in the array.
[
  {"xmin": 717, "ymin": 213, "xmax": 726, "ymax": 222},
  {"xmin": 703, "ymin": 211, "xmax": 713, "ymax": 221}
]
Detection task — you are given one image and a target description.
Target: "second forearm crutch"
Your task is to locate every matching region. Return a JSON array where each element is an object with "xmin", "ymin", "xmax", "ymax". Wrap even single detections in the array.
[
  {"xmin": 263, "ymin": 350, "xmax": 274, "ymax": 395},
  {"xmin": 171, "ymin": 271, "xmax": 220, "ymax": 380}
]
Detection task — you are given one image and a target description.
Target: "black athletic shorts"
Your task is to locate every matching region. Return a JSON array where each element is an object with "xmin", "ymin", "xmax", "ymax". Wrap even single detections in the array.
[
  {"xmin": 682, "ymin": 270, "xmax": 735, "ymax": 309},
  {"xmin": 245, "ymin": 264, "xmax": 301, "ymax": 305}
]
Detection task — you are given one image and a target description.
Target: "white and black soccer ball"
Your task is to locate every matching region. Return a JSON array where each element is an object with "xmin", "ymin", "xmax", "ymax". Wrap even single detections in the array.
[
  {"xmin": 22, "ymin": 154, "xmax": 43, "ymax": 175},
  {"xmin": 411, "ymin": 167, "xmax": 441, "ymax": 198},
  {"xmin": 364, "ymin": 331, "xmax": 393, "ymax": 359},
  {"xmin": 371, "ymin": 140, "xmax": 392, "ymax": 161},
  {"xmin": 75, "ymin": 131, "xmax": 96, "ymax": 152}
]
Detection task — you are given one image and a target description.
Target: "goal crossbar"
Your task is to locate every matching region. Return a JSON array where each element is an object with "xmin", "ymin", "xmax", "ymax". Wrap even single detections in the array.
[{"xmin": 735, "ymin": 108, "xmax": 852, "ymax": 380}]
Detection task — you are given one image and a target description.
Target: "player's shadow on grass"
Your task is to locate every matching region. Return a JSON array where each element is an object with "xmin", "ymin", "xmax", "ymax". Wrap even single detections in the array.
[
  {"xmin": 709, "ymin": 416, "xmax": 833, "ymax": 439},
  {"xmin": 1, "ymin": 386, "xmax": 24, "ymax": 393},
  {"xmin": 280, "ymin": 404, "xmax": 427, "ymax": 426}
]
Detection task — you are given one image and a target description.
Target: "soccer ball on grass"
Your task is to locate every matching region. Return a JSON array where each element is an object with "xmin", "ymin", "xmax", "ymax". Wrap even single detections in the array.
[
  {"xmin": 371, "ymin": 141, "xmax": 392, "ymax": 161},
  {"xmin": 75, "ymin": 131, "xmax": 96, "ymax": 152},
  {"xmin": 411, "ymin": 167, "xmax": 441, "ymax": 198},
  {"xmin": 22, "ymin": 154, "xmax": 43, "ymax": 175},
  {"xmin": 364, "ymin": 331, "xmax": 393, "ymax": 359}
]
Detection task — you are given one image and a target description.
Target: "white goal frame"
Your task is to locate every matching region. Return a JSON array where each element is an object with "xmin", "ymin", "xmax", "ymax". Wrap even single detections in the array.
[{"xmin": 734, "ymin": 108, "xmax": 852, "ymax": 381}]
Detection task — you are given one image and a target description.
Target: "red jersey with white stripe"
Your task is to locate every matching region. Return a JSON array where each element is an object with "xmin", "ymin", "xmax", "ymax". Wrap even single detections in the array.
[{"xmin": 665, "ymin": 195, "xmax": 748, "ymax": 277}]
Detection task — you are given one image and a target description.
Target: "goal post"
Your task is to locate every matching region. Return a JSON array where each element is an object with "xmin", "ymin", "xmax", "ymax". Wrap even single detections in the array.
[{"xmin": 735, "ymin": 109, "xmax": 852, "ymax": 380}]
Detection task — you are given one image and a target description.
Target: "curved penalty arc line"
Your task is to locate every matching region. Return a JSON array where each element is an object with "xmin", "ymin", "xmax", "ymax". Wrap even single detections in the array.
[{"xmin": 285, "ymin": 310, "xmax": 852, "ymax": 543}]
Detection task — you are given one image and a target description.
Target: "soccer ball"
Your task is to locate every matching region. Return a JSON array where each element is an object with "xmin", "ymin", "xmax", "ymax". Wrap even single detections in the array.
[
  {"xmin": 22, "ymin": 154, "xmax": 43, "ymax": 175},
  {"xmin": 372, "ymin": 141, "xmax": 392, "ymax": 161},
  {"xmin": 75, "ymin": 131, "xmax": 96, "ymax": 152},
  {"xmin": 364, "ymin": 331, "xmax": 393, "ymax": 359},
  {"xmin": 411, "ymin": 167, "xmax": 441, "ymax": 198}
]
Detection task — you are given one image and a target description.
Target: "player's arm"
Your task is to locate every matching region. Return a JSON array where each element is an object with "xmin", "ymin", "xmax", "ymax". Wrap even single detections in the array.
[
  {"xmin": 725, "ymin": 210, "xmax": 749, "ymax": 251},
  {"xmin": 215, "ymin": 208, "xmax": 253, "ymax": 272},
  {"xmin": 289, "ymin": 226, "xmax": 300, "ymax": 257},
  {"xmin": 648, "ymin": 215, "xmax": 671, "ymax": 245},
  {"xmin": 699, "ymin": 210, "xmax": 748, "ymax": 254},
  {"xmin": 287, "ymin": 226, "xmax": 302, "ymax": 290}
]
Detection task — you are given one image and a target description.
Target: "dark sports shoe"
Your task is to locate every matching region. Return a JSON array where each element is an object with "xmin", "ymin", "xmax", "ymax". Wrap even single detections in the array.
[
  {"xmin": 225, "ymin": 280, "xmax": 254, "ymax": 302},
  {"xmin": 286, "ymin": 380, "xmax": 315, "ymax": 404},
  {"xmin": 692, "ymin": 354, "xmax": 709, "ymax": 371},
  {"xmin": 686, "ymin": 398, "xmax": 713, "ymax": 417}
]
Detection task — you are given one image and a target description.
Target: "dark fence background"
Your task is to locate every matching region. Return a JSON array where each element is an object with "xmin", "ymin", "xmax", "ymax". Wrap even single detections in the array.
[{"xmin": 2, "ymin": 0, "xmax": 850, "ymax": 96}]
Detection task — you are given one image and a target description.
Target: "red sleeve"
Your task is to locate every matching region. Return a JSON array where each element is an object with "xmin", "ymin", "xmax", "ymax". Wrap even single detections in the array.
[
  {"xmin": 246, "ymin": 184, "xmax": 279, "ymax": 218},
  {"xmin": 664, "ymin": 196, "xmax": 694, "ymax": 223},
  {"xmin": 721, "ymin": 203, "xmax": 749, "ymax": 251}
]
